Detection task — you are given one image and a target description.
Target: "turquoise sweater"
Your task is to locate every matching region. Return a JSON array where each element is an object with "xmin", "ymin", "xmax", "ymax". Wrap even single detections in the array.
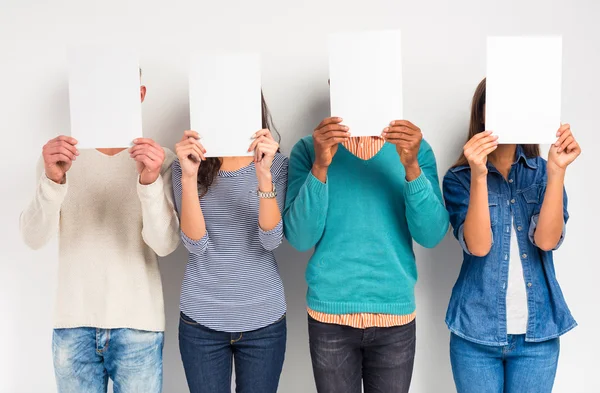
[{"xmin": 283, "ymin": 137, "xmax": 449, "ymax": 315}]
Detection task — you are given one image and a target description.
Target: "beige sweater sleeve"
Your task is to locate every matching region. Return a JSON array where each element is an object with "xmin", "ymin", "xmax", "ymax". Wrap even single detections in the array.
[
  {"xmin": 19, "ymin": 158, "xmax": 67, "ymax": 250},
  {"xmin": 136, "ymin": 148, "xmax": 180, "ymax": 257}
]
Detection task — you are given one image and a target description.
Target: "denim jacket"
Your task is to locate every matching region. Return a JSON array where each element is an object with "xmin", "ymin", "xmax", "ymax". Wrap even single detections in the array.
[{"xmin": 442, "ymin": 146, "xmax": 577, "ymax": 346}]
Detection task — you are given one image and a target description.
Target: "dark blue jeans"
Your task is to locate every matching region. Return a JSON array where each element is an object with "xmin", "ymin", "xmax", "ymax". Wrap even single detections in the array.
[
  {"xmin": 179, "ymin": 312, "xmax": 286, "ymax": 393},
  {"xmin": 308, "ymin": 315, "xmax": 416, "ymax": 393}
]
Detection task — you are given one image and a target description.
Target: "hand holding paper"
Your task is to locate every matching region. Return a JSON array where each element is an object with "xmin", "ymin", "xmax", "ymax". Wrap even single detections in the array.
[
  {"xmin": 42, "ymin": 135, "xmax": 79, "ymax": 184},
  {"xmin": 382, "ymin": 120, "xmax": 423, "ymax": 178},
  {"xmin": 311, "ymin": 117, "xmax": 350, "ymax": 182},
  {"xmin": 548, "ymin": 124, "xmax": 581, "ymax": 171},
  {"xmin": 175, "ymin": 131, "xmax": 206, "ymax": 179},
  {"xmin": 462, "ymin": 130, "xmax": 499, "ymax": 180},
  {"xmin": 129, "ymin": 138, "xmax": 166, "ymax": 185}
]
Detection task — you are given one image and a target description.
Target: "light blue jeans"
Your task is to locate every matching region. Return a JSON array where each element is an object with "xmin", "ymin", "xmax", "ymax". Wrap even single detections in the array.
[
  {"xmin": 450, "ymin": 333, "xmax": 560, "ymax": 393},
  {"xmin": 53, "ymin": 327, "xmax": 164, "ymax": 393}
]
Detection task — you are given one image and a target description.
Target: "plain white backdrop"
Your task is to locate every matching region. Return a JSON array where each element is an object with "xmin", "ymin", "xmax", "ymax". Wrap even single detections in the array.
[{"xmin": 1, "ymin": 0, "xmax": 598, "ymax": 392}]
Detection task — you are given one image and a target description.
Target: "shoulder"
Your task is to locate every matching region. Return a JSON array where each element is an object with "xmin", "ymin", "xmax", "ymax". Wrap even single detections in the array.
[
  {"xmin": 443, "ymin": 165, "xmax": 470, "ymax": 190},
  {"xmin": 290, "ymin": 136, "xmax": 315, "ymax": 160},
  {"xmin": 417, "ymin": 138, "xmax": 435, "ymax": 158},
  {"xmin": 271, "ymin": 152, "xmax": 289, "ymax": 178}
]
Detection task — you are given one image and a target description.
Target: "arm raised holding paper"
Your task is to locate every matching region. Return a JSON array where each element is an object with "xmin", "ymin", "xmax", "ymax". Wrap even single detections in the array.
[
  {"xmin": 173, "ymin": 130, "xmax": 209, "ymax": 253},
  {"xmin": 533, "ymin": 124, "xmax": 581, "ymax": 251},
  {"xmin": 382, "ymin": 119, "xmax": 450, "ymax": 248}
]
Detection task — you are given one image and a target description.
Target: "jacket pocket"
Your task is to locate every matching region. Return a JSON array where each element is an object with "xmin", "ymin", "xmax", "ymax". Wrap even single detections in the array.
[{"xmin": 520, "ymin": 183, "xmax": 543, "ymax": 216}]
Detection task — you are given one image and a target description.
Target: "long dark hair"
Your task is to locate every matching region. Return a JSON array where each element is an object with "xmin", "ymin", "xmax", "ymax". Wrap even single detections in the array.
[
  {"xmin": 197, "ymin": 92, "xmax": 280, "ymax": 197},
  {"xmin": 452, "ymin": 78, "xmax": 540, "ymax": 167}
]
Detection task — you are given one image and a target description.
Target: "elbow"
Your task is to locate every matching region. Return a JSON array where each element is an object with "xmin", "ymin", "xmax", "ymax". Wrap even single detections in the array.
[
  {"xmin": 469, "ymin": 245, "xmax": 492, "ymax": 257},
  {"xmin": 154, "ymin": 240, "xmax": 180, "ymax": 257},
  {"xmin": 22, "ymin": 236, "xmax": 45, "ymax": 251},
  {"xmin": 533, "ymin": 232, "xmax": 561, "ymax": 252},
  {"xmin": 535, "ymin": 240, "xmax": 558, "ymax": 252},
  {"xmin": 20, "ymin": 227, "xmax": 46, "ymax": 251},
  {"xmin": 285, "ymin": 234, "xmax": 313, "ymax": 253},
  {"xmin": 414, "ymin": 220, "xmax": 450, "ymax": 249}
]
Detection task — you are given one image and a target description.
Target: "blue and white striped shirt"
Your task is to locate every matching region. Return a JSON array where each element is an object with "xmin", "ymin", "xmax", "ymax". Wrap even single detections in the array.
[{"xmin": 172, "ymin": 153, "xmax": 288, "ymax": 333}]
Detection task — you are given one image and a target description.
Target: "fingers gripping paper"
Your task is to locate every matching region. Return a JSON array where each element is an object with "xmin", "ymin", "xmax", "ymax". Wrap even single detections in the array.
[
  {"xmin": 329, "ymin": 30, "xmax": 403, "ymax": 137},
  {"xmin": 67, "ymin": 46, "xmax": 142, "ymax": 149},
  {"xmin": 189, "ymin": 53, "xmax": 262, "ymax": 157},
  {"xmin": 486, "ymin": 36, "xmax": 562, "ymax": 144}
]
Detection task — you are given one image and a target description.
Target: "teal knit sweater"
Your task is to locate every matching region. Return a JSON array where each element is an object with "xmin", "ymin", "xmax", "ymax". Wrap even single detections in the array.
[{"xmin": 283, "ymin": 137, "xmax": 449, "ymax": 315}]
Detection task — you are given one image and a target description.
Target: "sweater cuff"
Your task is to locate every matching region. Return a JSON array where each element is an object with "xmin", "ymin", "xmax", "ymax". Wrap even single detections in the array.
[
  {"xmin": 306, "ymin": 172, "xmax": 328, "ymax": 196},
  {"xmin": 404, "ymin": 171, "xmax": 430, "ymax": 195},
  {"xmin": 39, "ymin": 174, "xmax": 68, "ymax": 207},
  {"xmin": 137, "ymin": 174, "xmax": 164, "ymax": 203}
]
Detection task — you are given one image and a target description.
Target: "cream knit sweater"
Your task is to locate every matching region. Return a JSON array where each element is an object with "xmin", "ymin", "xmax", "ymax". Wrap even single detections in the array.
[{"xmin": 19, "ymin": 148, "xmax": 180, "ymax": 332}]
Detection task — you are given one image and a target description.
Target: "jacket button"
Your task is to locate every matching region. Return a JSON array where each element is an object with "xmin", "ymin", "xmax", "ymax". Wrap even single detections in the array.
[
  {"xmin": 517, "ymin": 226, "xmax": 522, "ymax": 231},
  {"xmin": 509, "ymin": 179, "xmax": 514, "ymax": 183},
  {"xmin": 522, "ymin": 253, "xmax": 528, "ymax": 259},
  {"xmin": 511, "ymin": 199, "xmax": 516, "ymax": 204},
  {"xmin": 527, "ymin": 282, "xmax": 532, "ymax": 288}
]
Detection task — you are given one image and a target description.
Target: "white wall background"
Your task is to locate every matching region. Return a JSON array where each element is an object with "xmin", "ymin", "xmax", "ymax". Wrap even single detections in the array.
[{"xmin": 1, "ymin": 0, "xmax": 598, "ymax": 392}]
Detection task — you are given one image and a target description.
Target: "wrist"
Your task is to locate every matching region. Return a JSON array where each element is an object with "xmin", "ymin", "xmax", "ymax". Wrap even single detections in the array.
[
  {"xmin": 471, "ymin": 175, "xmax": 488, "ymax": 187},
  {"xmin": 404, "ymin": 163, "xmax": 421, "ymax": 181},
  {"xmin": 46, "ymin": 172, "xmax": 66, "ymax": 185},
  {"xmin": 547, "ymin": 162, "xmax": 566, "ymax": 178},
  {"xmin": 257, "ymin": 173, "xmax": 273, "ymax": 191},
  {"xmin": 311, "ymin": 164, "xmax": 328, "ymax": 183},
  {"xmin": 181, "ymin": 175, "xmax": 197, "ymax": 187}
]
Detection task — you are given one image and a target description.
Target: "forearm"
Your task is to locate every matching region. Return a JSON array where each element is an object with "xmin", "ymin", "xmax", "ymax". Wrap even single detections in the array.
[
  {"xmin": 20, "ymin": 175, "xmax": 66, "ymax": 250},
  {"xmin": 463, "ymin": 177, "xmax": 493, "ymax": 256},
  {"xmin": 283, "ymin": 172, "xmax": 328, "ymax": 252},
  {"xmin": 311, "ymin": 164, "xmax": 328, "ymax": 183},
  {"xmin": 534, "ymin": 169, "xmax": 565, "ymax": 250},
  {"xmin": 404, "ymin": 171, "xmax": 449, "ymax": 248},
  {"xmin": 257, "ymin": 172, "xmax": 281, "ymax": 231},
  {"xmin": 180, "ymin": 176, "xmax": 207, "ymax": 240},
  {"xmin": 138, "ymin": 175, "xmax": 180, "ymax": 256}
]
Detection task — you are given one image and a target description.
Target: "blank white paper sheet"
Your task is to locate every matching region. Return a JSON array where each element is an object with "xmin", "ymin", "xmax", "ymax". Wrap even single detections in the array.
[
  {"xmin": 486, "ymin": 36, "xmax": 562, "ymax": 144},
  {"xmin": 67, "ymin": 46, "xmax": 142, "ymax": 149},
  {"xmin": 329, "ymin": 30, "xmax": 403, "ymax": 137},
  {"xmin": 189, "ymin": 53, "xmax": 262, "ymax": 157}
]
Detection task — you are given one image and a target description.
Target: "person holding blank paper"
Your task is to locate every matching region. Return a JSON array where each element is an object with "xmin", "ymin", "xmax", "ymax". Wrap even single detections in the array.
[
  {"xmin": 19, "ymin": 77, "xmax": 179, "ymax": 393},
  {"xmin": 172, "ymin": 95, "xmax": 288, "ymax": 393},
  {"xmin": 284, "ymin": 113, "xmax": 449, "ymax": 392},
  {"xmin": 443, "ymin": 78, "xmax": 580, "ymax": 393}
]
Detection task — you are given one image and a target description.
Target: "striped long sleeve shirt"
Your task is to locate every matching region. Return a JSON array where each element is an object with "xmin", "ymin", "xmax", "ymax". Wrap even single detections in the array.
[{"xmin": 171, "ymin": 153, "xmax": 288, "ymax": 333}]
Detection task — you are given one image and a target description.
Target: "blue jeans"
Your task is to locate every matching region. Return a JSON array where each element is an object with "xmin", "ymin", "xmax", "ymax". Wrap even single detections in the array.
[
  {"xmin": 308, "ymin": 315, "xmax": 416, "ymax": 393},
  {"xmin": 450, "ymin": 333, "xmax": 560, "ymax": 393},
  {"xmin": 52, "ymin": 327, "xmax": 164, "ymax": 393},
  {"xmin": 179, "ymin": 312, "xmax": 286, "ymax": 393}
]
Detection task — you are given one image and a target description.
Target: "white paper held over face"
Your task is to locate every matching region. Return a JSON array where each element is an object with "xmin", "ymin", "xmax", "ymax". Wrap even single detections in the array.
[
  {"xmin": 189, "ymin": 52, "xmax": 262, "ymax": 157},
  {"xmin": 67, "ymin": 46, "xmax": 142, "ymax": 149},
  {"xmin": 486, "ymin": 36, "xmax": 562, "ymax": 144},
  {"xmin": 329, "ymin": 30, "xmax": 403, "ymax": 137}
]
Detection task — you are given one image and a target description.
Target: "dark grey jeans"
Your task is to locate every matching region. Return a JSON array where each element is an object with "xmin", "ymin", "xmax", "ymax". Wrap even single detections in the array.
[{"xmin": 308, "ymin": 315, "xmax": 416, "ymax": 393}]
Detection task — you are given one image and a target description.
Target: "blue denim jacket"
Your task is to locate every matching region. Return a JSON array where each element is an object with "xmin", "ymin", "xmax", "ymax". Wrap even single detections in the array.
[{"xmin": 442, "ymin": 146, "xmax": 577, "ymax": 346}]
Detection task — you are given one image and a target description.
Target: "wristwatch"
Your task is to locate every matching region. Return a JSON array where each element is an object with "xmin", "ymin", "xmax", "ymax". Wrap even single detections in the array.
[{"xmin": 257, "ymin": 183, "xmax": 277, "ymax": 199}]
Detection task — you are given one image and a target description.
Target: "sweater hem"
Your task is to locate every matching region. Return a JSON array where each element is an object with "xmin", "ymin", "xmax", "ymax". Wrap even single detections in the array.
[{"xmin": 307, "ymin": 299, "xmax": 416, "ymax": 315}]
